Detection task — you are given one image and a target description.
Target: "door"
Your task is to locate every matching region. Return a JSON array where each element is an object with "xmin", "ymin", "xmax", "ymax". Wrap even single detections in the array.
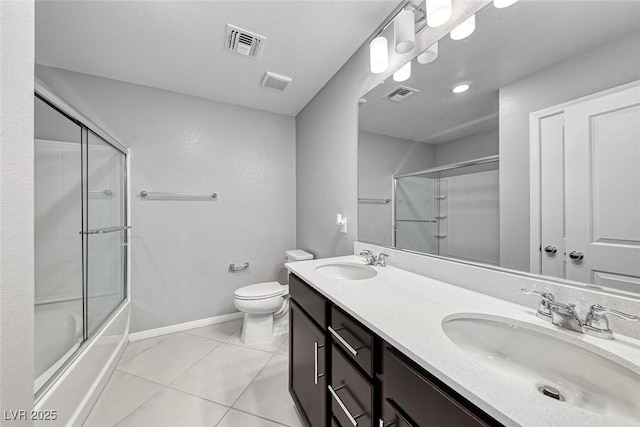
[
  {"xmin": 290, "ymin": 301, "xmax": 326, "ymax": 427},
  {"xmin": 564, "ymin": 84, "xmax": 640, "ymax": 291}
]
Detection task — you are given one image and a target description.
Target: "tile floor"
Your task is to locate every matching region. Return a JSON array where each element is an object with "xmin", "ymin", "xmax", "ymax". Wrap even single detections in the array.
[{"xmin": 83, "ymin": 319, "xmax": 302, "ymax": 427}]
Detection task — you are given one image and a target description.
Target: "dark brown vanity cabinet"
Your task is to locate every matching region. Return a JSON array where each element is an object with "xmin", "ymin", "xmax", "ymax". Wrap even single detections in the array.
[
  {"xmin": 290, "ymin": 300, "xmax": 327, "ymax": 427},
  {"xmin": 289, "ymin": 274, "xmax": 498, "ymax": 427}
]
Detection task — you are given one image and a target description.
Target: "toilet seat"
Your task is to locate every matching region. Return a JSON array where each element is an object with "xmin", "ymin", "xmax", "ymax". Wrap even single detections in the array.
[{"xmin": 234, "ymin": 282, "xmax": 284, "ymax": 301}]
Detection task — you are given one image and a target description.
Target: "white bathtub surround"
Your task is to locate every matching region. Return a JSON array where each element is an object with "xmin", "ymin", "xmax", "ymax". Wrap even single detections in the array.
[
  {"xmin": 287, "ymin": 255, "xmax": 640, "ymax": 426},
  {"xmin": 355, "ymin": 242, "xmax": 640, "ymax": 341}
]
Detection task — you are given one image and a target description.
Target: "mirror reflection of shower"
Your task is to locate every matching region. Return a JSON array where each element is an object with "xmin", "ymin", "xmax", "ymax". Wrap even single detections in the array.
[{"xmin": 394, "ymin": 156, "xmax": 499, "ymax": 265}]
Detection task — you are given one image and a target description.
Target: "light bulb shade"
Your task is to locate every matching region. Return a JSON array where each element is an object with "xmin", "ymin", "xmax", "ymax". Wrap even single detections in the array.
[
  {"xmin": 394, "ymin": 10, "xmax": 415, "ymax": 54},
  {"xmin": 450, "ymin": 15, "xmax": 475, "ymax": 40},
  {"xmin": 369, "ymin": 36, "xmax": 389, "ymax": 74},
  {"xmin": 427, "ymin": 0, "xmax": 452, "ymax": 28},
  {"xmin": 393, "ymin": 61, "xmax": 411, "ymax": 82},
  {"xmin": 417, "ymin": 42, "xmax": 438, "ymax": 64},
  {"xmin": 494, "ymin": 0, "xmax": 518, "ymax": 8}
]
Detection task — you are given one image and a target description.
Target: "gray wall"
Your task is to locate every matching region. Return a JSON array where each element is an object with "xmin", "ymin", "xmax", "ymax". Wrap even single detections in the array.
[
  {"xmin": 358, "ymin": 131, "xmax": 435, "ymax": 246},
  {"xmin": 36, "ymin": 66, "xmax": 296, "ymax": 333},
  {"xmin": 499, "ymin": 31, "xmax": 640, "ymax": 271},
  {"xmin": 435, "ymin": 129, "xmax": 498, "ymax": 166},
  {"xmin": 0, "ymin": 1, "xmax": 35, "ymax": 424}
]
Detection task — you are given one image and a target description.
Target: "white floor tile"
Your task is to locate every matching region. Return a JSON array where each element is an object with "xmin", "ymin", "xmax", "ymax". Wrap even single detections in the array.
[
  {"xmin": 276, "ymin": 336, "xmax": 289, "ymax": 357},
  {"xmin": 116, "ymin": 388, "xmax": 229, "ymax": 427},
  {"xmin": 118, "ymin": 333, "xmax": 219, "ymax": 384},
  {"xmin": 217, "ymin": 409, "xmax": 285, "ymax": 427},
  {"xmin": 83, "ymin": 370, "xmax": 163, "ymax": 427},
  {"xmin": 118, "ymin": 335, "xmax": 167, "ymax": 366},
  {"xmin": 184, "ymin": 319, "xmax": 242, "ymax": 342},
  {"xmin": 225, "ymin": 330, "xmax": 288, "ymax": 353},
  {"xmin": 171, "ymin": 343, "xmax": 273, "ymax": 406},
  {"xmin": 234, "ymin": 355, "xmax": 302, "ymax": 427}
]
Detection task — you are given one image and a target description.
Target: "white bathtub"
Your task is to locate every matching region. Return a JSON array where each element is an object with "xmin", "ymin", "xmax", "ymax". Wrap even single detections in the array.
[{"xmin": 34, "ymin": 309, "xmax": 83, "ymax": 392}]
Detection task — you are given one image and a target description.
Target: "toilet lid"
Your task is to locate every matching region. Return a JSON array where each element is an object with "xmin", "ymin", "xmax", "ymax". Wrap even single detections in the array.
[{"xmin": 234, "ymin": 282, "xmax": 285, "ymax": 300}]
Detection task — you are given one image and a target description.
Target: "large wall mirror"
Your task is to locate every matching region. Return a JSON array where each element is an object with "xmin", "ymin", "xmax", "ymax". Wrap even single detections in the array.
[{"xmin": 358, "ymin": 1, "xmax": 640, "ymax": 297}]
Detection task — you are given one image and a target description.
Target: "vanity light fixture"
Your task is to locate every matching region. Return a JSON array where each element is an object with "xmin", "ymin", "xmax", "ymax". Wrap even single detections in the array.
[
  {"xmin": 393, "ymin": 61, "xmax": 412, "ymax": 82},
  {"xmin": 426, "ymin": 0, "xmax": 452, "ymax": 28},
  {"xmin": 394, "ymin": 9, "xmax": 416, "ymax": 54},
  {"xmin": 417, "ymin": 41, "xmax": 439, "ymax": 64},
  {"xmin": 494, "ymin": 0, "xmax": 519, "ymax": 8},
  {"xmin": 370, "ymin": 36, "xmax": 389, "ymax": 74},
  {"xmin": 450, "ymin": 15, "xmax": 475, "ymax": 40},
  {"xmin": 451, "ymin": 83, "xmax": 471, "ymax": 93}
]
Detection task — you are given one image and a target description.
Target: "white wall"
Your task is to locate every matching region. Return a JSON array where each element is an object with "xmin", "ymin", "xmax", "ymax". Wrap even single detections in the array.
[
  {"xmin": 434, "ymin": 128, "xmax": 498, "ymax": 167},
  {"xmin": 499, "ymin": 31, "xmax": 640, "ymax": 271},
  {"xmin": 36, "ymin": 66, "xmax": 297, "ymax": 333},
  {"xmin": 358, "ymin": 131, "xmax": 435, "ymax": 246},
  {"xmin": 0, "ymin": 0, "xmax": 35, "ymax": 424}
]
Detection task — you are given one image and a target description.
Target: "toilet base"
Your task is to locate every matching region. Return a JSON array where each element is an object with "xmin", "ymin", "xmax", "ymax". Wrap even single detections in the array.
[{"xmin": 240, "ymin": 312, "xmax": 274, "ymax": 344}]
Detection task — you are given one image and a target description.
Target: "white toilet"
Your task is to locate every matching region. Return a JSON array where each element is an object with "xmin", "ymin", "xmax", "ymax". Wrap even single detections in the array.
[{"xmin": 234, "ymin": 250, "xmax": 313, "ymax": 344}]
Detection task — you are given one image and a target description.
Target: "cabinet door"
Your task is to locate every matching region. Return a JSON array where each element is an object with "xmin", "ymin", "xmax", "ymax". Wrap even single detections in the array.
[{"xmin": 290, "ymin": 301, "xmax": 326, "ymax": 427}]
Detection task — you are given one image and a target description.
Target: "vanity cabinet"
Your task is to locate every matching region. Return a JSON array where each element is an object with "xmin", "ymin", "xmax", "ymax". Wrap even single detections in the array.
[
  {"xmin": 289, "ymin": 273, "xmax": 497, "ymax": 427},
  {"xmin": 290, "ymin": 300, "xmax": 327, "ymax": 427}
]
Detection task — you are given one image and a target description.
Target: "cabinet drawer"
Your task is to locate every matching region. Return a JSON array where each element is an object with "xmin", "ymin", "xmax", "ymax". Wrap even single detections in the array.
[
  {"xmin": 330, "ymin": 345, "xmax": 373, "ymax": 427},
  {"xmin": 330, "ymin": 306, "xmax": 374, "ymax": 377},
  {"xmin": 289, "ymin": 273, "xmax": 326, "ymax": 327},
  {"xmin": 383, "ymin": 346, "xmax": 491, "ymax": 427}
]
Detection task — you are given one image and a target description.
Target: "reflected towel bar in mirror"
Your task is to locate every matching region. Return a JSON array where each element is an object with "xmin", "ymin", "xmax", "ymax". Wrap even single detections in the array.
[
  {"xmin": 80, "ymin": 225, "xmax": 131, "ymax": 235},
  {"xmin": 358, "ymin": 198, "xmax": 391, "ymax": 204}
]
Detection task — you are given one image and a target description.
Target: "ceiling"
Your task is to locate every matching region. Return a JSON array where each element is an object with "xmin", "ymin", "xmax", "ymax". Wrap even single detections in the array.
[
  {"xmin": 359, "ymin": 1, "xmax": 640, "ymax": 144},
  {"xmin": 35, "ymin": 0, "xmax": 401, "ymax": 117}
]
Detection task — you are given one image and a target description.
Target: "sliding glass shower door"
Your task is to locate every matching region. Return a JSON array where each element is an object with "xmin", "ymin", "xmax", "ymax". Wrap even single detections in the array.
[{"xmin": 34, "ymin": 94, "xmax": 128, "ymax": 394}]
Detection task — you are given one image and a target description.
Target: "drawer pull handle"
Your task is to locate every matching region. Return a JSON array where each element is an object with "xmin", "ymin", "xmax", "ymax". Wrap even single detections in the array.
[
  {"xmin": 382, "ymin": 398, "xmax": 418, "ymax": 427},
  {"xmin": 314, "ymin": 341, "xmax": 325, "ymax": 385},
  {"xmin": 328, "ymin": 384, "xmax": 366, "ymax": 426},
  {"xmin": 328, "ymin": 326, "xmax": 365, "ymax": 356}
]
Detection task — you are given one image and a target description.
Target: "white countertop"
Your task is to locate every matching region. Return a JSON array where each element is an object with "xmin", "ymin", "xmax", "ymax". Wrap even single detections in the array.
[{"xmin": 286, "ymin": 255, "xmax": 640, "ymax": 427}]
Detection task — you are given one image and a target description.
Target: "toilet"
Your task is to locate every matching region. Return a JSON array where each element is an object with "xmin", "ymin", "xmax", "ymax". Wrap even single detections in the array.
[{"xmin": 234, "ymin": 250, "xmax": 313, "ymax": 344}]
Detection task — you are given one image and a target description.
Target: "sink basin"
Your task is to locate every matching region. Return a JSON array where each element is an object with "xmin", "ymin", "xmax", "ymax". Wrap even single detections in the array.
[
  {"xmin": 442, "ymin": 314, "xmax": 640, "ymax": 422},
  {"xmin": 315, "ymin": 263, "xmax": 377, "ymax": 280}
]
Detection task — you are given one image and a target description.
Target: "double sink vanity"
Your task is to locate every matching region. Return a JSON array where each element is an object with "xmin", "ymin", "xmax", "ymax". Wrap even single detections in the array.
[{"xmin": 286, "ymin": 250, "xmax": 640, "ymax": 426}]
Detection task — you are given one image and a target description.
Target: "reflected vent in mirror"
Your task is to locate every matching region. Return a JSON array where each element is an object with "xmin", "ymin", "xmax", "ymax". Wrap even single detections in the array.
[
  {"xmin": 225, "ymin": 24, "xmax": 265, "ymax": 59},
  {"xmin": 384, "ymin": 85, "xmax": 419, "ymax": 102}
]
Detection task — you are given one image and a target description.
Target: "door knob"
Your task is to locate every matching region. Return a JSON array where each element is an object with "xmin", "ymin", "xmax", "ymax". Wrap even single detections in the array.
[
  {"xmin": 568, "ymin": 251, "xmax": 584, "ymax": 261},
  {"xmin": 544, "ymin": 245, "xmax": 557, "ymax": 254}
]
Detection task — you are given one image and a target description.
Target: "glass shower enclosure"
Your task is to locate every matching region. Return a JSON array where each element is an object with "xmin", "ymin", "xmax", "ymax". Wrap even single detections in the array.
[
  {"xmin": 394, "ymin": 156, "xmax": 500, "ymax": 265},
  {"xmin": 34, "ymin": 92, "xmax": 129, "ymax": 395}
]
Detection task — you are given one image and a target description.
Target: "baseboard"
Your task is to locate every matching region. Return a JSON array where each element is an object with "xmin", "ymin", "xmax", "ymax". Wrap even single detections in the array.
[{"xmin": 129, "ymin": 312, "xmax": 244, "ymax": 342}]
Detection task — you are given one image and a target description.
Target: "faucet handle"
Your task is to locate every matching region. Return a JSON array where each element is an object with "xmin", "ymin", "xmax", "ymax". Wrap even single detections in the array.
[
  {"xmin": 377, "ymin": 253, "xmax": 390, "ymax": 267},
  {"xmin": 359, "ymin": 249, "xmax": 373, "ymax": 256},
  {"xmin": 584, "ymin": 304, "xmax": 638, "ymax": 339},
  {"xmin": 588, "ymin": 304, "xmax": 639, "ymax": 322},
  {"xmin": 521, "ymin": 289, "xmax": 554, "ymax": 302}
]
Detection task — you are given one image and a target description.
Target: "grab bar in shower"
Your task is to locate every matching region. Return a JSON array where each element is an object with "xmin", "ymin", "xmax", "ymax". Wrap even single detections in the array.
[
  {"xmin": 358, "ymin": 198, "xmax": 391, "ymax": 204},
  {"xmin": 140, "ymin": 190, "xmax": 218, "ymax": 200},
  {"xmin": 80, "ymin": 225, "xmax": 131, "ymax": 235},
  {"xmin": 89, "ymin": 189, "xmax": 113, "ymax": 196}
]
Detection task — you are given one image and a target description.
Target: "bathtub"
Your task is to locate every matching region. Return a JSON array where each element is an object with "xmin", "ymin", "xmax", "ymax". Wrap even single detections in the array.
[{"xmin": 34, "ymin": 309, "xmax": 83, "ymax": 392}]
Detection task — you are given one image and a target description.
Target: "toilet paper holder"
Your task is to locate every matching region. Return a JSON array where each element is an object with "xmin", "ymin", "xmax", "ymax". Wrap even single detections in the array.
[{"xmin": 229, "ymin": 261, "xmax": 250, "ymax": 271}]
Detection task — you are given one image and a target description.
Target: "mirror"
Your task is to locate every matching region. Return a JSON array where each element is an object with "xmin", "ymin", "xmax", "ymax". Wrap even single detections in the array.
[{"xmin": 358, "ymin": 1, "xmax": 640, "ymax": 296}]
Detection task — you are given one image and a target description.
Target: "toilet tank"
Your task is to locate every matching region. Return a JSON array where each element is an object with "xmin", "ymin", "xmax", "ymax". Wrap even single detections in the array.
[{"xmin": 285, "ymin": 249, "xmax": 313, "ymax": 263}]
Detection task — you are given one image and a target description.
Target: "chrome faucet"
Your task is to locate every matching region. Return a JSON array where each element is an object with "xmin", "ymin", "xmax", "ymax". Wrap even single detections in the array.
[
  {"xmin": 522, "ymin": 289, "xmax": 639, "ymax": 339},
  {"xmin": 376, "ymin": 253, "xmax": 390, "ymax": 267},
  {"xmin": 359, "ymin": 250, "xmax": 376, "ymax": 265}
]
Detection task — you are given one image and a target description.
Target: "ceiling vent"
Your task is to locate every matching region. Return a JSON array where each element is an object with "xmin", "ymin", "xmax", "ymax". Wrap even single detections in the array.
[
  {"xmin": 261, "ymin": 72, "xmax": 292, "ymax": 92},
  {"xmin": 384, "ymin": 85, "xmax": 420, "ymax": 102},
  {"xmin": 225, "ymin": 24, "xmax": 265, "ymax": 59}
]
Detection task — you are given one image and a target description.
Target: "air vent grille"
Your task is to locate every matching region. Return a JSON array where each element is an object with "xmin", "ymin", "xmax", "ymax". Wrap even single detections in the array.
[
  {"xmin": 225, "ymin": 24, "xmax": 266, "ymax": 59},
  {"xmin": 384, "ymin": 85, "xmax": 420, "ymax": 102},
  {"xmin": 261, "ymin": 72, "xmax": 292, "ymax": 92}
]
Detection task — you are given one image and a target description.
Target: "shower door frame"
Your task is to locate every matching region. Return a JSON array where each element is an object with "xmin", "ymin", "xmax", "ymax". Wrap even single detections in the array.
[{"xmin": 34, "ymin": 79, "xmax": 130, "ymax": 401}]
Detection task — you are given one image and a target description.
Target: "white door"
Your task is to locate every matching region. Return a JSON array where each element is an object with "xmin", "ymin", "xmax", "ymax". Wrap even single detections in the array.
[{"xmin": 564, "ymin": 84, "xmax": 640, "ymax": 294}]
